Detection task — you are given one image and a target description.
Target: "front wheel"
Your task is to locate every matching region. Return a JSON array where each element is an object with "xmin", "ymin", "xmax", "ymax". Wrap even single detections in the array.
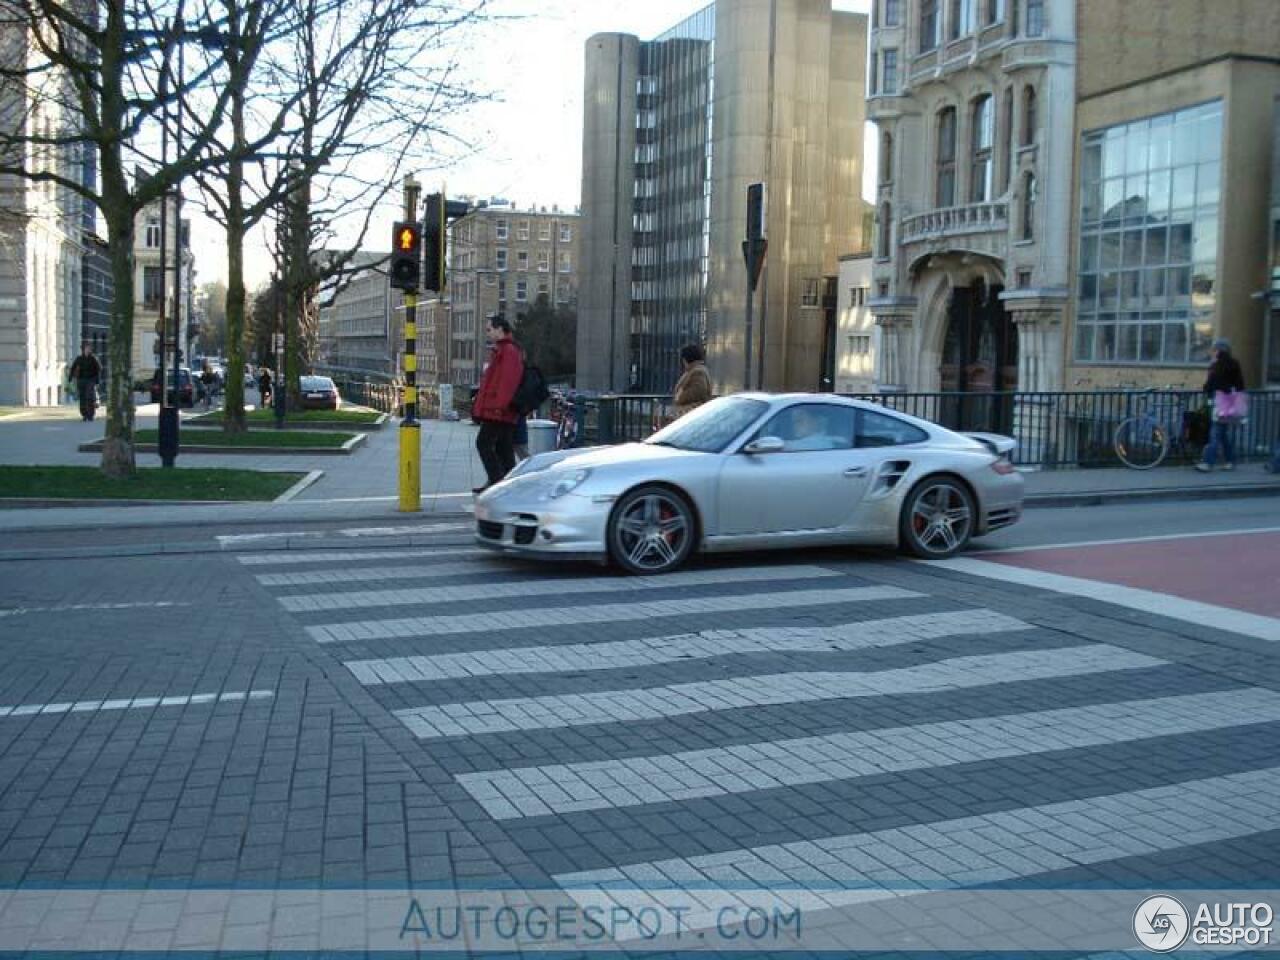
[
  {"xmin": 1114, "ymin": 417, "xmax": 1168, "ymax": 470},
  {"xmin": 899, "ymin": 476, "xmax": 975, "ymax": 559},
  {"xmin": 607, "ymin": 485, "xmax": 696, "ymax": 575}
]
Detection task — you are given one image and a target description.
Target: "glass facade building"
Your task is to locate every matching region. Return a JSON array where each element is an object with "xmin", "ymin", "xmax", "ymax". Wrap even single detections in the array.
[
  {"xmin": 1075, "ymin": 100, "xmax": 1222, "ymax": 365},
  {"xmin": 628, "ymin": 4, "xmax": 715, "ymax": 392}
]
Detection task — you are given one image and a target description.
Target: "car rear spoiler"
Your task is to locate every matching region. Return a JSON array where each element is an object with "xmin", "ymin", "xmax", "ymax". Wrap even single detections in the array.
[{"xmin": 962, "ymin": 432, "xmax": 1017, "ymax": 457}]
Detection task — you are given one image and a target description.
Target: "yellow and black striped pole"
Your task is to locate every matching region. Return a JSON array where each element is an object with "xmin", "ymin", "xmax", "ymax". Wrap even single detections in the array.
[{"xmin": 399, "ymin": 177, "xmax": 422, "ymax": 512}]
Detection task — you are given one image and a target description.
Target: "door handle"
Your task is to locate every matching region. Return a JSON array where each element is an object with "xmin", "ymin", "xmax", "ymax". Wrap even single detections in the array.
[{"xmin": 843, "ymin": 466, "xmax": 868, "ymax": 477}]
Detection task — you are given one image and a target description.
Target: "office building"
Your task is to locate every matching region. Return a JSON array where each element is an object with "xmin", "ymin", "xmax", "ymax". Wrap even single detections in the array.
[{"xmin": 579, "ymin": 0, "xmax": 869, "ymax": 394}]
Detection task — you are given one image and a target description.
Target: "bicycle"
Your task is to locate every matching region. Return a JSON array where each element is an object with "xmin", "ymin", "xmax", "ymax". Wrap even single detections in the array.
[{"xmin": 1113, "ymin": 388, "xmax": 1196, "ymax": 470}]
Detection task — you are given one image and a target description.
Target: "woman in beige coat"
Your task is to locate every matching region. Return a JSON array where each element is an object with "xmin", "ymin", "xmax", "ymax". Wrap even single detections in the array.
[{"xmin": 671, "ymin": 343, "xmax": 712, "ymax": 418}]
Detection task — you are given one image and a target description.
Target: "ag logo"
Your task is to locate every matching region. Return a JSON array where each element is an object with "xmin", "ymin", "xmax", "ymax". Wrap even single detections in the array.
[{"xmin": 1134, "ymin": 896, "xmax": 1190, "ymax": 952}]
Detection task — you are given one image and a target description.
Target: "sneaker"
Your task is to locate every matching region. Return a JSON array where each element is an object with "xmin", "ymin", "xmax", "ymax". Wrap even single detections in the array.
[{"xmin": 1194, "ymin": 462, "xmax": 1212, "ymax": 473}]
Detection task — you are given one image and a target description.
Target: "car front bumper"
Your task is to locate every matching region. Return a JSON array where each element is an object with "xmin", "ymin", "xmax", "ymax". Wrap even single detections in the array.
[{"xmin": 473, "ymin": 488, "xmax": 610, "ymax": 559}]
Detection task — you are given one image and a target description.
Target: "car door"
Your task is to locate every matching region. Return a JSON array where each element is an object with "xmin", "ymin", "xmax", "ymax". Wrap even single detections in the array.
[{"xmin": 715, "ymin": 402, "xmax": 875, "ymax": 536}]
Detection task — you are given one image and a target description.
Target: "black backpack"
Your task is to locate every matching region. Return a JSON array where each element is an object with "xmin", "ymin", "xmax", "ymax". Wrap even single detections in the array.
[{"xmin": 512, "ymin": 363, "xmax": 550, "ymax": 416}]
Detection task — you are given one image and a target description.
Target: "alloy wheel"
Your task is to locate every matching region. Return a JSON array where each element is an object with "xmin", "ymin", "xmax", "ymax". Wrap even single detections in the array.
[
  {"xmin": 902, "ymin": 479, "xmax": 974, "ymax": 558},
  {"xmin": 609, "ymin": 487, "xmax": 694, "ymax": 574}
]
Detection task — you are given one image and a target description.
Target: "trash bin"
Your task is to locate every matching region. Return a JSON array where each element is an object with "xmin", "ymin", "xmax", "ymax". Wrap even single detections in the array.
[{"xmin": 527, "ymin": 419, "xmax": 557, "ymax": 455}]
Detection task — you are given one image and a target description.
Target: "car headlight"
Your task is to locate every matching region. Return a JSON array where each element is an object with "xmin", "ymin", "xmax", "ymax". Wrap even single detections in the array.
[{"xmin": 546, "ymin": 468, "xmax": 591, "ymax": 500}]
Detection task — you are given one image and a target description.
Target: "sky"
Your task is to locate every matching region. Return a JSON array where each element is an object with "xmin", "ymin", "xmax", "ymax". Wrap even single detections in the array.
[{"xmin": 190, "ymin": 0, "xmax": 874, "ymax": 291}]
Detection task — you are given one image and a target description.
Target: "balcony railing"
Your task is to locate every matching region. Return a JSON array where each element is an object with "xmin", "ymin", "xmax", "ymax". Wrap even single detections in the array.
[{"xmin": 899, "ymin": 201, "xmax": 1008, "ymax": 245}]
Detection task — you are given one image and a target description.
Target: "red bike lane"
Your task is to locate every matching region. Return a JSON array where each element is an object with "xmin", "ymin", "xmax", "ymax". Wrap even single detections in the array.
[{"xmin": 977, "ymin": 530, "xmax": 1280, "ymax": 618}]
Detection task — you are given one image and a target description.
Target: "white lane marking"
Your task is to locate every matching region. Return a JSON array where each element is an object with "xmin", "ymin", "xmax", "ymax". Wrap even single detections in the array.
[
  {"xmin": 281, "ymin": 565, "xmax": 843, "ymax": 613},
  {"xmin": 393, "ymin": 645, "xmax": 1162, "ymax": 739},
  {"xmin": 0, "ymin": 690, "xmax": 273, "ymax": 719},
  {"xmin": 345, "ymin": 609, "xmax": 1031, "ymax": 686},
  {"xmin": 236, "ymin": 546, "xmax": 489, "ymax": 566},
  {"xmin": 306, "ymin": 586, "xmax": 922, "ymax": 644},
  {"xmin": 973, "ymin": 524, "xmax": 1280, "ymax": 555},
  {"xmin": 257, "ymin": 559, "xmax": 494, "ymax": 588},
  {"xmin": 553, "ymin": 765, "xmax": 1280, "ymax": 936},
  {"xmin": 0, "ymin": 601, "xmax": 191, "ymax": 619},
  {"xmin": 273, "ymin": 470, "xmax": 324, "ymax": 503},
  {"xmin": 338, "ymin": 524, "xmax": 471, "ymax": 537},
  {"xmin": 219, "ymin": 532, "xmax": 323, "ymax": 545},
  {"xmin": 927, "ymin": 557, "xmax": 1280, "ymax": 643},
  {"xmin": 458, "ymin": 688, "xmax": 1280, "ymax": 819}
]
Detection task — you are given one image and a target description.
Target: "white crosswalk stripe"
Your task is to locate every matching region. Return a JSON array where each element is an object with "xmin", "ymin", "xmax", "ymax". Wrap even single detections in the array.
[
  {"xmin": 344, "ymin": 609, "xmax": 1032, "ymax": 686},
  {"xmin": 256, "ymin": 560, "xmax": 494, "ymax": 587},
  {"xmin": 236, "ymin": 546, "xmax": 487, "ymax": 567},
  {"xmin": 305, "ymin": 585, "xmax": 920, "ymax": 643},
  {"xmin": 279, "ymin": 565, "xmax": 844, "ymax": 613},
  {"xmin": 456, "ymin": 688, "xmax": 1280, "ymax": 818},
  {"xmin": 393, "ymin": 645, "xmax": 1162, "ymax": 739}
]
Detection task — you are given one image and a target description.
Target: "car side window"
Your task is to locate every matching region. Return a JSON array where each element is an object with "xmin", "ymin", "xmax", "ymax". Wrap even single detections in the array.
[
  {"xmin": 758, "ymin": 404, "xmax": 856, "ymax": 452},
  {"xmin": 856, "ymin": 409, "xmax": 929, "ymax": 448}
]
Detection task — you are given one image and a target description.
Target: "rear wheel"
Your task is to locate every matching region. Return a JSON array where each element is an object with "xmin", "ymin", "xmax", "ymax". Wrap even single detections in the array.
[
  {"xmin": 607, "ymin": 485, "xmax": 696, "ymax": 575},
  {"xmin": 899, "ymin": 476, "xmax": 975, "ymax": 559},
  {"xmin": 1114, "ymin": 417, "xmax": 1168, "ymax": 470}
]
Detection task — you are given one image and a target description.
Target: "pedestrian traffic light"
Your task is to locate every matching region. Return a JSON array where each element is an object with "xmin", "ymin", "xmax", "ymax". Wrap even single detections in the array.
[{"xmin": 390, "ymin": 221, "xmax": 421, "ymax": 291}]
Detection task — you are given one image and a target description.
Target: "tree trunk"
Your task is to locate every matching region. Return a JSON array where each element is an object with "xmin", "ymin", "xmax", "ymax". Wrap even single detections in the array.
[
  {"xmin": 222, "ymin": 144, "xmax": 248, "ymax": 433},
  {"xmin": 101, "ymin": 199, "xmax": 136, "ymax": 477}
]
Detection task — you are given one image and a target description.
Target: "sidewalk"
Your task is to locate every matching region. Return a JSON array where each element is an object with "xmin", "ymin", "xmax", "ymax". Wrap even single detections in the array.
[{"xmin": 1, "ymin": 405, "xmax": 1277, "ymax": 534}]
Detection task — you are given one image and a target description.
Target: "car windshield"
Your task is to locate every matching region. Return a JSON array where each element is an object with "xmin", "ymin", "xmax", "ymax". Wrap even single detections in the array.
[{"xmin": 644, "ymin": 396, "xmax": 769, "ymax": 453}]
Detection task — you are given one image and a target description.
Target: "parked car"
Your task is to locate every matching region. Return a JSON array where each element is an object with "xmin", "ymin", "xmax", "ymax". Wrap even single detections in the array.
[
  {"xmin": 475, "ymin": 393, "xmax": 1024, "ymax": 574},
  {"xmin": 149, "ymin": 368, "xmax": 196, "ymax": 407},
  {"xmin": 299, "ymin": 375, "xmax": 340, "ymax": 411}
]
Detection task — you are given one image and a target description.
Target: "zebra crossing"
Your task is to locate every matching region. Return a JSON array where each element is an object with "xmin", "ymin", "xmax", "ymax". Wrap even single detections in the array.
[{"xmin": 242, "ymin": 544, "xmax": 1280, "ymax": 939}]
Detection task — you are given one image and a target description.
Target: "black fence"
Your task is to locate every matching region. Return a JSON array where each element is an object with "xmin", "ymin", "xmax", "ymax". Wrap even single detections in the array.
[{"xmin": 572, "ymin": 389, "xmax": 1280, "ymax": 469}]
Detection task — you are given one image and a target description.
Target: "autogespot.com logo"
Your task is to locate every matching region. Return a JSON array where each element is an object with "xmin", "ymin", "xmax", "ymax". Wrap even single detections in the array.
[{"xmin": 1134, "ymin": 896, "xmax": 1190, "ymax": 952}]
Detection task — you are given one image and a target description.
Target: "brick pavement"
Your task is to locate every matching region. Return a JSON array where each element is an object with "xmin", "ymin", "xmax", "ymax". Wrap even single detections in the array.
[{"xmin": 3, "ymin": 543, "xmax": 1280, "ymax": 953}]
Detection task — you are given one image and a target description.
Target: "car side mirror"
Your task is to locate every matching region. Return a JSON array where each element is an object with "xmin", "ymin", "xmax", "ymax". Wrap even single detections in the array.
[{"xmin": 743, "ymin": 436, "xmax": 785, "ymax": 455}]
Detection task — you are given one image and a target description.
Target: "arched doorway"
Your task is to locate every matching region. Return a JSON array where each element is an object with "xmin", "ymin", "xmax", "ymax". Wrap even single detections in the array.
[{"xmin": 939, "ymin": 279, "xmax": 1017, "ymax": 433}]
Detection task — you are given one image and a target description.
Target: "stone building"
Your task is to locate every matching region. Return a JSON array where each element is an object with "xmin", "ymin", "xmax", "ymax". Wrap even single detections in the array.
[{"xmin": 578, "ymin": 0, "xmax": 869, "ymax": 395}]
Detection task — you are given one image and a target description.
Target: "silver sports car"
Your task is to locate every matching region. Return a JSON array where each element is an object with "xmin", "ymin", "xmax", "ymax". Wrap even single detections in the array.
[{"xmin": 475, "ymin": 393, "xmax": 1023, "ymax": 574}]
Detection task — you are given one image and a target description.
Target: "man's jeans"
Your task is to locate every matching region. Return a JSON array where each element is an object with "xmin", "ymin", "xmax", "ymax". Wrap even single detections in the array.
[
  {"xmin": 476, "ymin": 421, "xmax": 516, "ymax": 486},
  {"xmin": 76, "ymin": 379, "xmax": 97, "ymax": 420}
]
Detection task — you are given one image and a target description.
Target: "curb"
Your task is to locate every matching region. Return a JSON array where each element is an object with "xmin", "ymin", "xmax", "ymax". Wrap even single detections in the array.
[
  {"xmin": 184, "ymin": 413, "xmax": 387, "ymax": 432},
  {"xmin": 273, "ymin": 470, "xmax": 325, "ymax": 502},
  {"xmin": 1025, "ymin": 481, "xmax": 1280, "ymax": 508},
  {"xmin": 76, "ymin": 433, "xmax": 367, "ymax": 456}
]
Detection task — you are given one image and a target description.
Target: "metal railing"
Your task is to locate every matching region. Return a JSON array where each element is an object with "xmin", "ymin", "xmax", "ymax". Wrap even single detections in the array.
[
  {"xmin": 327, "ymin": 376, "xmax": 402, "ymax": 415},
  {"xmin": 573, "ymin": 389, "xmax": 1280, "ymax": 469}
]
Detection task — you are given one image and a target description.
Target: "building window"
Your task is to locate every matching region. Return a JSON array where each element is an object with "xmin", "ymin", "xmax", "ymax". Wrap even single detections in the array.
[
  {"xmin": 1017, "ymin": 269, "xmax": 1032, "ymax": 288},
  {"xmin": 495, "ymin": 249, "xmax": 507, "ymax": 271},
  {"xmin": 517, "ymin": 220, "xmax": 530, "ymax": 240},
  {"xmin": 884, "ymin": 0, "xmax": 901, "ymax": 26},
  {"xmin": 559, "ymin": 223, "xmax": 572, "ymax": 242},
  {"xmin": 878, "ymin": 202, "xmax": 892, "ymax": 258},
  {"xmin": 142, "ymin": 266, "xmax": 163, "ymax": 306},
  {"xmin": 1000, "ymin": 88, "xmax": 1014, "ymax": 193},
  {"xmin": 970, "ymin": 95, "xmax": 994, "ymax": 202},
  {"xmin": 538, "ymin": 221, "xmax": 550, "ymax": 241},
  {"xmin": 882, "ymin": 49, "xmax": 898, "ymax": 95},
  {"xmin": 877, "ymin": 280, "xmax": 890, "ymax": 297},
  {"xmin": 1025, "ymin": 0, "xmax": 1044, "ymax": 35},
  {"xmin": 537, "ymin": 280, "xmax": 549, "ymax": 299},
  {"xmin": 1021, "ymin": 171, "xmax": 1036, "ymax": 239},
  {"xmin": 1022, "ymin": 85, "xmax": 1037, "ymax": 146},
  {"xmin": 802, "ymin": 278, "xmax": 820, "ymax": 307},
  {"xmin": 869, "ymin": 52, "xmax": 878, "ymax": 96},
  {"xmin": 849, "ymin": 334, "xmax": 872, "ymax": 356},
  {"xmin": 498, "ymin": 278, "xmax": 506, "ymax": 301},
  {"xmin": 558, "ymin": 252, "xmax": 571, "ymax": 273},
  {"xmin": 517, "ymin": 250, "xmax": 529, "ymax": 271},
  {"xmin": 515, "ymin": 280, "xmax": 527, "ymax": 302},
  {"xmin": 537, "ymin": 250, "xmax": 550, "ymax": 272},
  {"xmin": 145, "ymin": 220, "xmax": 161, "ymax": 248},
  {"xmin": 495, "ymin": 219, "xmax": 508, "ymax": 240},
  {"xmin": 920, "ymin": 0, "xmax": 939, "ymax": 51},
  {"xmin": 936, "ymin": 107, "xmax": 957, "ymax": 207},
  {"xmin": 1076, "ymin": 100, "xmax": 1222, "ymax": 366},
  {"xmin": 948, "ymin": 0, "xmax": 972, "ymax": 40},
  {"xmin": 984, "ymin": 0, "xmax": 1004, "ymax": 24},
  {"xmin": 880, "ymin": 131, "xmax": 894, "ymax": 184},
  {"xmin": 484, "ymin": 273, "xmax": 496, "ymax": 286},
  {"xmin": 851, "ymin": 287, "xmax": 867, "ymax": 307}
]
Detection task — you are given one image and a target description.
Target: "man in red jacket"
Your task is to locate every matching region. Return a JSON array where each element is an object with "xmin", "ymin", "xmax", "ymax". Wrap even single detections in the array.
[{"xmin": 472, "ymin": 314, "xmax": 524, "ymax": 492}]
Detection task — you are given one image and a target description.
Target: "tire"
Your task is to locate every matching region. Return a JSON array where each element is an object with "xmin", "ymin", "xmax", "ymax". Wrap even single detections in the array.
[
  {"xmin": 1114, "ymin": 417, "xmax": 1168, "ymax": 470},
  {"xmin": 607, "ymin": 484, "xmax": 696, "ymax": 575},
  {"xmin": 899, "ymin": 475, "xmax": 976, "ymax": 559}
]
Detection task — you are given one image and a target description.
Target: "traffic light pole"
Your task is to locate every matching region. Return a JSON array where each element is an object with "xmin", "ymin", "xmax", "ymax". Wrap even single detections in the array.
[{"xmin": 399, "ymin": 176, "xmax": 422, "ymax": 513}]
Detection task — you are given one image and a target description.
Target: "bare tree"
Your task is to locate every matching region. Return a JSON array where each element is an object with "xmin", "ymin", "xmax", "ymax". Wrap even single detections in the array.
[
  {"xmin": 194, "ymin": 0, "xmax": 487, "ymax": 429},
  {"xmin": 0, "ymin": 0, "xmax": 241, "ymax": 475}
]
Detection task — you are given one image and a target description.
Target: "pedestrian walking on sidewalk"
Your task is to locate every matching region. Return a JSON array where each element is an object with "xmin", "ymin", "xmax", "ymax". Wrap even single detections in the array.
[
  {"xmin": 258, "ymin": 368, "xmax": 273, "ymax": 409},
  {"xmin": 671, "ymin": 343, "xmax": 712, "ymax": 420},
  {"xmin": 67, "ymin": 343, "xmax": 101, "ymax": 422},
  {"xmin": 472, "ymin": 315, "xmax": 524, "ymax": 492},
  {"xmin": 1196, "ymin": 337, "xmax": 1246, "ymax": 473},
  {"xmin": 200, "ymin": 361, "xmax": 215, "ymax": 409}
]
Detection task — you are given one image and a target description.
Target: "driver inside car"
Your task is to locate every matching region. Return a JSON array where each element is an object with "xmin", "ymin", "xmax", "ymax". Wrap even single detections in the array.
[{"xmin": 780, "ymin": 406, "xmax": 843, "ymax": 451}]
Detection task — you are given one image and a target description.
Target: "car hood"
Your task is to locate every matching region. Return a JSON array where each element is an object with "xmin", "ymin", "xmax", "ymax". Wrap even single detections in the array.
[{"xmin": 517, "ymin": 442, "xmax": 705, "ymax": 474}]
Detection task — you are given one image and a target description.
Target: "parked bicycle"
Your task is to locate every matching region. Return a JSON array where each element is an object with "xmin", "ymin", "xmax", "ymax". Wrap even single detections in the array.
[{"xmin": 1113, "ymin": 388, "xmax": 1203, "ymax": 470}]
